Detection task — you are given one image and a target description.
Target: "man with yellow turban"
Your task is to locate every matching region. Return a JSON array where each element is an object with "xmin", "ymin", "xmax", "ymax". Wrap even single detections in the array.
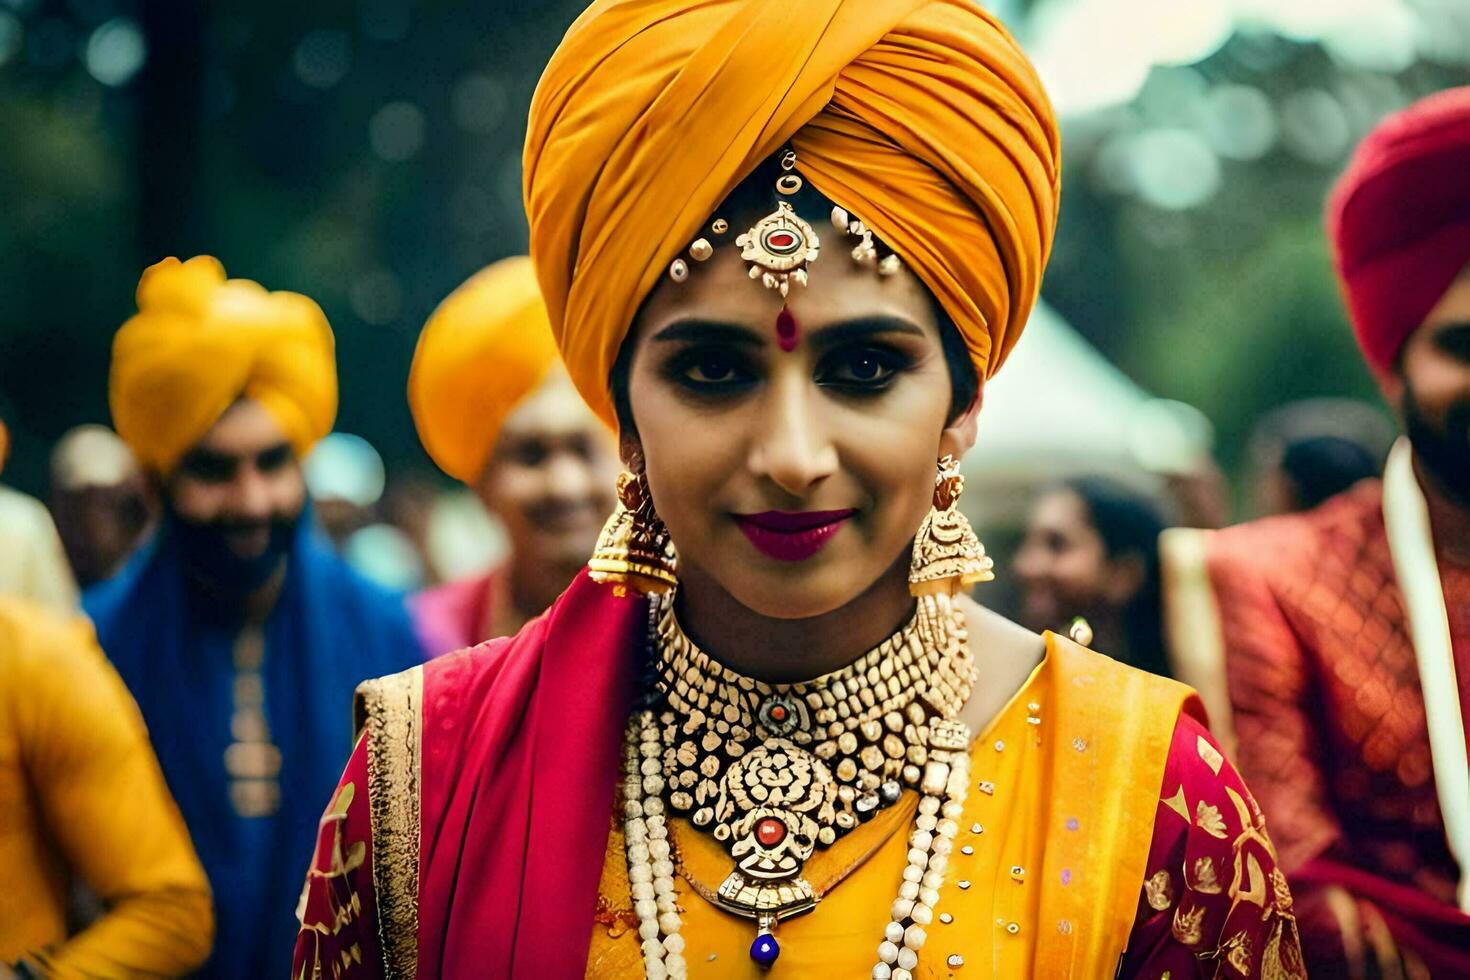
[
  {"xmin": 295, "ymin": 4, "xmax": 1299, "ymax": 977},
  {"xmin": 408, "ymin": 256, "xmax": 619, "ymax": 655},
  {"xmin": 85, "ymin": 256, "xmax": 425, "ymax": 978}
]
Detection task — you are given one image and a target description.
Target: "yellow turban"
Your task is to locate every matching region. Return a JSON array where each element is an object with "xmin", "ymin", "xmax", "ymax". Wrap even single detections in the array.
[
  {"xmin": 525, "ymin": 0, "xmax": 1060, "ymax": 428},
  {"xmin": 110, "ymin": 256, "xmax": 337, "ymax": 475},
  {"xmin": 408, "ymin": 256, "xmax": 562, "ymax": 484}
]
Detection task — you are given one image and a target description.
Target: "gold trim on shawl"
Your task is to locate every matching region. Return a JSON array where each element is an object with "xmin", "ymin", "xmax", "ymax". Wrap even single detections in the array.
[
  {"xmin": 1034, "ymin": 633, "xmax": 1194, "ymax": 976},
  {"xmin": 1160, "ymin": 527, "xmax": 1238, "ymax": 758},
  {"xmin": 355, "ymin": 667, "xmax": 424, "ymax": 979},
  {"xmin": 1382, "ymin": 437, "xmax": 1470, "ymax": 913}
]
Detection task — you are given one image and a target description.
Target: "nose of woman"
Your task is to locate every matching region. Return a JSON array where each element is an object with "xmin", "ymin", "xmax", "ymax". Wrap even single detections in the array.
[{"xmin": 745, "ymin": 371, "xmax": 839, "ymax": 499}]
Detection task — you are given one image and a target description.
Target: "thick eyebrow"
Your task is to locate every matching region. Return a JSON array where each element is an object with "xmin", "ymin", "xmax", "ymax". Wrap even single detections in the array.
[
  {"xmin": 254, "ymin": 442, "xmax": 294, "ymax": 464},
  {"xmin": 806, "ymin": 316, "xmax": 927, "ymax": 350},
  {"xmin": 650, "ymin": 318, "xmax": 763, "ymax": 347},
  {"xmin": 650, "ymin": 314, "xmax": 926, "ymax": 348},
  {"xmin": 181, "ymin": 446, "xmax": 236, "ymax": 468}
]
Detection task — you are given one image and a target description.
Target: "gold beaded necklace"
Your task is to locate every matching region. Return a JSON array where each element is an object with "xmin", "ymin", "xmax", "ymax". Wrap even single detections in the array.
[{"xmin": 627, "ymin": 590, "xmax": 976, "ymax": 972}]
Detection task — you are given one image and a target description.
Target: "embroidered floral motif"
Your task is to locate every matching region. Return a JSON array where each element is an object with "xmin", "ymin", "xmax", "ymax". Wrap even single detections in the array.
[
  {"xmin": 1144, "ymin": 869, "xmax": 1174, "ymax": 910},
  {"xmin": 296, "ymin": 782, "xmax": 369, "ymax": 980},
  {"xmin": 1191, "ymin": 856, "xmax": 1222, "ymax": 894},
  {"xmin": 1196, "ymin": 800, "xmax": 1229, "ymax": 839},
  {"xmin": 1172, "ymin": 901, "xmax": 1207, "ymax": 946},
  {"xmin": 1162, "ymin": 785, "xmax": 1190, "ymax": 822},
  {"xmin": 1232, "ymin": 852, "xmax": 1268, "ymax": 909},
  {"xmin": 1224, "ymin": 930, "xmax": 1253, "ymax": 976},
  {"xmin": 1270, "ymin": 868, "xmax": 1294, "ymax": 914},
  {"xmin": 1260, "ymin": 916, "xmax": 1308, "ymax": 980}
]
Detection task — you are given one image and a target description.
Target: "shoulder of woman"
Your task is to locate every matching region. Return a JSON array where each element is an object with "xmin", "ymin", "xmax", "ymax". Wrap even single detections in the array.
[{"xmin": 958, "ymin": 594, "xmax": 1045, "ymax": 668}]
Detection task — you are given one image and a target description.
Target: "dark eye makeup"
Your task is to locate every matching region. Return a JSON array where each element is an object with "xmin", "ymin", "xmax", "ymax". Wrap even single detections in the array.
[{"xmin": 659, "ymin": 340, "xmax": 915, "ymax": 398}]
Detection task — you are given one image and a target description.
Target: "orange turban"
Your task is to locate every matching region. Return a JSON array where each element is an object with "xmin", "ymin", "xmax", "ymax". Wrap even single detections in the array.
[
  {"xmin": 408, "ymin": 256, "xmax": 562, "ymax": 484},
  {"xmin": 110, "ymin": 256, "xmax": 337, "ymax": 475},
  {"xmin": 524, "ymin": 0, "xmax": 1060, "ymax": 428}
]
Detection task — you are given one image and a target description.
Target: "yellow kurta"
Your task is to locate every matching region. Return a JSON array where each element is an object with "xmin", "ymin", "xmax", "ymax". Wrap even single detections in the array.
[
  {"xmin": 0, "ymin": 597, "xmax": 213, "ymax": 975},
  {"xmin": 588, "ymin": 635, "xmax": 1190, "ymax": 977}
]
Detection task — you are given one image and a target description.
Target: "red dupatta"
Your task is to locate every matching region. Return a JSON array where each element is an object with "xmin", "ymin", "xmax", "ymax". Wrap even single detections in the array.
[{"xmin": 414, "ymin": 572, "xmax": 645, "ymax": 977}]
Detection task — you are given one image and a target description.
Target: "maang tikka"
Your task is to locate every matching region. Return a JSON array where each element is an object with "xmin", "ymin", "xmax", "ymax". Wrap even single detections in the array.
[
  {"xmin": 667, "ymin": 145, "xmax": 907, "ymax": 294},
  {"xmin": 589, "ymin": 470, "xmax": 677, "ymax": 594}
]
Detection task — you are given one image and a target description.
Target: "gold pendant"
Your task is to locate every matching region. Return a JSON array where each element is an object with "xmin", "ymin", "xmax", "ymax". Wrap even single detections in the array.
[{"xmin": 709, "ymin": 738, "xmax": 833, "ymax": 920}]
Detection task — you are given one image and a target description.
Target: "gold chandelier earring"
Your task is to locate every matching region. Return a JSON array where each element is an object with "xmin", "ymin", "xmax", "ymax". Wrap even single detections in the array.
[
  {"xmin": 909, "ymin": 454, "xmax": 994, "ymax": 653},
  {"xmin": 589, "ymin": 470, "xmax": 678, "ymax": 594}
]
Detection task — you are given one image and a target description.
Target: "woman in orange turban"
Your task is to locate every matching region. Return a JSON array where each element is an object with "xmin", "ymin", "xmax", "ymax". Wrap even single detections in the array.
[{"xmin": 295, "ymin": 3, "xmax": 1300, "ymax": 977}]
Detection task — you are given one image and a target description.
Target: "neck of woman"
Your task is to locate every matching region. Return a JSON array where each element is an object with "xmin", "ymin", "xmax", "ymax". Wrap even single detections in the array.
[{"xmin": 671, "ymin": 553, "xmax": 919, "ymax": 683}]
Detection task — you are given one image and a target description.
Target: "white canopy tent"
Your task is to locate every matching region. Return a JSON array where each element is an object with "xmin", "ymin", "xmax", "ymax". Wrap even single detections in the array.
[{"xmin": 961, "ymin": 301, "xmax": 1211, "ymax": 528}]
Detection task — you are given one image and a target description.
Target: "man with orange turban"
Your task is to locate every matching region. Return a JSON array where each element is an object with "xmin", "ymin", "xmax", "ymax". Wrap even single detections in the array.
[
  {"xmin": 408, "ymin": 256, "xmax": 618, "ymax": 654},
  {"xmin": 294, "ymin": 4, "xmax": 1298, "ymax": 978},
  {"xmin": 85, "ymin": 256, "xmax": 425, "ymax": 978},
  {"xmin": 1163, "ymin": 87, "xmax": 1470, "ymax": 975}
]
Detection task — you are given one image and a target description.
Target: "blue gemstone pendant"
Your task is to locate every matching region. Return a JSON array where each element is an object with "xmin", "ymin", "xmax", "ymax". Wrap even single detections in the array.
[{"xmin": 749, "ymin": 930, "xmax": 780, "ymax": 969}]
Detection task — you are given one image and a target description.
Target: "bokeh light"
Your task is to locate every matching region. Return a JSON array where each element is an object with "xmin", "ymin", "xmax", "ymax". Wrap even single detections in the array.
[
  {"xmin": 83, "ymin": 16, "xmax": 144, "ymax": 87},
  {"xmin": 292, "ymin": 29, "xmax": 350, "ymax": 91},
  {"xmin": 368, "ymin": 100, "xmax": 425, "ymax": 162}
]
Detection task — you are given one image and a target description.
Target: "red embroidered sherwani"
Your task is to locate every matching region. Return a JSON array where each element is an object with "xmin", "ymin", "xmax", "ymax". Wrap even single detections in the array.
[{"xmin": 1192, "ymin": 480, "xmax": 1470, "ymax": 974}]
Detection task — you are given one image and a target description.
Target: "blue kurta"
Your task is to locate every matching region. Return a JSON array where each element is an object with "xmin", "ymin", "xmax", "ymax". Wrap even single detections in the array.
[{"xmin": 84, "ymin": 516, "xmax": 425, "ymax": 978}]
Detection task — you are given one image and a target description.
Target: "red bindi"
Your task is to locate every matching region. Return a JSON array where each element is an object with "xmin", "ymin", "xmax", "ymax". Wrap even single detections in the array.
[{"xmin": 775, "ymin": 306, "xmax": 799, "ymax": 353}]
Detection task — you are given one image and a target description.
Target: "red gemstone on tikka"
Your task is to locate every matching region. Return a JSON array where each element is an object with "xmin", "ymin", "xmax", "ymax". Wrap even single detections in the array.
[
  {"xmin": 755, "ymin": 817, "xmax": 787, "ymax": 847},
  {"xmin": 769, "ymin": 704, "xmax": 787, "ymax": 721},
  {"xmin": 765, "ymin": 230, "xmax": 798, "ymax": 250}
]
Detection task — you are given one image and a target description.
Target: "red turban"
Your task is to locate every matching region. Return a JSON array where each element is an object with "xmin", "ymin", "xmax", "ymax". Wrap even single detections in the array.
[{"xmin": 1328, "ymin": 86, "xmax": 1470, "ymax": 379}]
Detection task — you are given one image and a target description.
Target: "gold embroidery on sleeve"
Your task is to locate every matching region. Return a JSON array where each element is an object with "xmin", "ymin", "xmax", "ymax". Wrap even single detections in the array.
[
  {"xmin": 1162, "ymin": 786, "xmax": 1190, "ymax": 822},
  {"xmin": 1270, "ymin": 868, "xmax": 1294, "ymax": 914},
  {"xmin": 1172, "ymin": 902, "xmax": 1206, "ymax": 946},
  {"xmin": 1223, "ymin": 930, "xmax": 1253, "ymax": 975},
  {"xmin": 1145, "ymin": 869, "xmax": 1175, "ymax": 910},
  {"xmin": 1190, "ymin": 856, "xmax": 1222, "ymax": 895},
  {"xmin": 297, "ymin": 782, "xmax": 368, "ymax": 979},
  {"xmin": 1195, "ymin": 800, "xmax": 1229, "ymax": 839},
  {"xmin": 358, "ymin": 667, "xmax": 423, "ymax": 980},
  {"xmin": 1196, "ymin": 734, "xmax": 1225, "ymax": 775}
]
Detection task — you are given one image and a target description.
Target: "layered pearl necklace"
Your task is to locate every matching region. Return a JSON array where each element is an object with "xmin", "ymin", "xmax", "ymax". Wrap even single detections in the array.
[{"xmin": 621, "ymin": 591, "xmax": 975, "ymax": 978}]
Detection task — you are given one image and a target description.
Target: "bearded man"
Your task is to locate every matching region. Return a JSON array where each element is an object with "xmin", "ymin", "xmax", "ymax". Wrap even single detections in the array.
[
  {"xmin": 83, "ymin": 256, "xmax": 425, "ymax": 977},
  {"xmin": 1162, "ymin": 88, "xmax": 1470, "ymax": 975}
]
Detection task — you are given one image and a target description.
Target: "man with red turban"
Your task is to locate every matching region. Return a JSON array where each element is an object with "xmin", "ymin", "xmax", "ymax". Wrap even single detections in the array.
[{"xmin": 1162, "ymin": 87, "xmax": 1470, "ymax": 975}]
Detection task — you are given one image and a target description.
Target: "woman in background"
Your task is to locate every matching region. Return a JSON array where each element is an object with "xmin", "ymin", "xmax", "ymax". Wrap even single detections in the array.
[{"xmin": 1016, "ymin": 476, "xmax": 1172, "ymax": 678}]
